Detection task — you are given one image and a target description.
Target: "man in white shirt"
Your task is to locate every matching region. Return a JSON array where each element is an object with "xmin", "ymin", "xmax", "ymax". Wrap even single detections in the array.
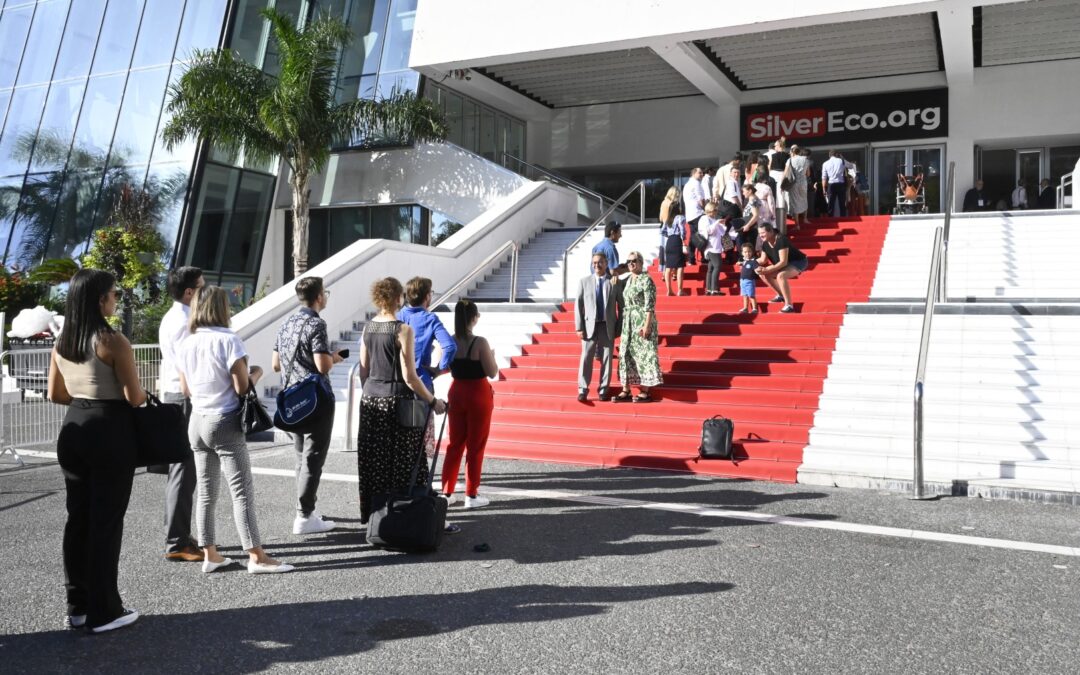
[
  {"xmin": 820, "ymin": 150, "xmax": 848, "ymax": 217},
  {"xmin": 1011, "ymin": 180, "xmax": 1028, "ymax": 209},
  {"xmin": 702, "ymin": 167, "xmax": 716, "ymax": 206},
  {"xmin": 158, "ymin": 266, "xmax": 205, "ymax": 562},
  {"xmin": 682, "ymin": 167, "xmax": 707, "ymax": 265},
  {"xmin": 714, "ymin": 153, "xmax": 743, "ymax": 203}
]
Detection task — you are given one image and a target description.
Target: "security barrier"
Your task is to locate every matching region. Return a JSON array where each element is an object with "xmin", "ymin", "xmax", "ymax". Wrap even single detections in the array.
[{"xmin": 0, "ymin": 344, "xmax": 161, "ymax": 466}]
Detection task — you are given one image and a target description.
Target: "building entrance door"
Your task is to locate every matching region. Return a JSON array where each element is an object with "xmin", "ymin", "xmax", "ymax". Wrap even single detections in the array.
[
  {"xmin": 1017, "ymin": 149, "xmax": 1042, "ymax": 208},
  {"xmin": 873, "ymin": 145, "xmax": 943, "ymax": 214}
]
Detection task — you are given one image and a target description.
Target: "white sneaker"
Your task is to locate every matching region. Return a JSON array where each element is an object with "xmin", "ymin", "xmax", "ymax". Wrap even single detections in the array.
[
  {"xmin": 442, "ymin": 493, "xmax": 459, "ymax": 506},
  {"xmin": 248, "ymin": 561, "xmax": 295, "ymax": 574},
  {"xmin": 65, "ymin": 614, "xmax": 86, "ymax": 630},
  {"xmin": 463, "ymin": 495, "xmax": 490, "ymax": 509},
  {"xmin": 293, "ymin": 511, "xmax": 335, "ymax": 535},
  {"xmin": 91, "ymin": 609, "xmax": 139, "ymax": 634}
]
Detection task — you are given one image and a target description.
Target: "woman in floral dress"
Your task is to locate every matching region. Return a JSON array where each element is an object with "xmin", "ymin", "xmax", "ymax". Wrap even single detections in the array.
[{"xmin": 613, "ymin": 251, "xmax": 663, "ymax": 403}]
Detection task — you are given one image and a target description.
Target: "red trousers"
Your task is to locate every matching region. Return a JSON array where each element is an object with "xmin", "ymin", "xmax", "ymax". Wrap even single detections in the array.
[{"xmin": 441, "ymin": 379, "xmax": 493, "ymax": 497}]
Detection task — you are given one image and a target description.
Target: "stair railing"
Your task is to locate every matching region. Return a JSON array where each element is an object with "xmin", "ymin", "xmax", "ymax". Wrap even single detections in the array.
[
  {"xmin": 561, "ymin": 179, "xmax": 647, "ymax": 301},
  {"xmin": 1058, "ymin": 171, "xmax": 1074, "ymax": 209},
  {"xmin": 501, "ymin": 152, "xmax": 629, "ymax": 222},
  {"xmin": 939, "ymin": 161, "xmax": 955, "ymax": 302},
  {"xmin": 912, "ymin": 225, "xmax": 945, "ymax": 500}
]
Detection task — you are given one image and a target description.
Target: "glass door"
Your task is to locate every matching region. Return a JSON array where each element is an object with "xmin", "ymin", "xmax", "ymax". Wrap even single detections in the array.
[
  {"xmin": 1017, "ymin": 149, "xmax": 1042, "ymax": 208},
  {"xmin": 873, "ymin": 145, "xmax": 944, "ymax": 214}
]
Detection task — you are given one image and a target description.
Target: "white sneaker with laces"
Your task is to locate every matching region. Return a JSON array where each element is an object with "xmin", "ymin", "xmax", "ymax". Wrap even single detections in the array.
[
  {"xmin": 463, "ymin": 495, "xmax": 490, "ymax": 509},
  {"xmin": 293, "ymin": 510, "xmax": 335, "ymax": 535}
]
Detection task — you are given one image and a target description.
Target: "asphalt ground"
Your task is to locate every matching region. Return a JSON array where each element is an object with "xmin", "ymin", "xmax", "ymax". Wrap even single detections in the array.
[{"xmin": 2, "ymin": 442, "xmax": 1079, "ymax": 674}]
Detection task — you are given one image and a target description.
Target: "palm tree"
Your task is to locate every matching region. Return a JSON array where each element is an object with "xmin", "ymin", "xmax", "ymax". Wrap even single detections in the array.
[{"xmin": 162, "ymin": 8, "xmax": 448, "ymax": 277}]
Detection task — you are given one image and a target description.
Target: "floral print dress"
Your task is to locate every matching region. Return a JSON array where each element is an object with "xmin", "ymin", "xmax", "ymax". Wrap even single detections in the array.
[{"xmin": 619, "ymin": 273, "xmax": 663, "ymax": 388}]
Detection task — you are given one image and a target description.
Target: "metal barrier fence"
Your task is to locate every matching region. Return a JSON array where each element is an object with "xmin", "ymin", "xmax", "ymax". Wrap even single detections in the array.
[{"xmin": 0, "ymin": 344, "xmax": 162, "ymax": 466}]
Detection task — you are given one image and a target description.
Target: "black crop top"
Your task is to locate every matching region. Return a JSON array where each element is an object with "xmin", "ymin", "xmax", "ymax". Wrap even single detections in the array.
[{"xmin": 450, "ymin": 337, "xmax": 487, "ymax": 380}]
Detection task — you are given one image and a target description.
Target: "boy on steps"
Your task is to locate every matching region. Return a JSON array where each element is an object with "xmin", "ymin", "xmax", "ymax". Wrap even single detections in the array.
[{"xmin": 737, "ymin": 243, "xmax": 759, "ymax": 314}]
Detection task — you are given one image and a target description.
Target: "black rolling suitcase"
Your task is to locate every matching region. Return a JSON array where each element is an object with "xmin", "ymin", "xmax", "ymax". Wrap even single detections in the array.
[{"xmin": 367, "ymin": 409, "xmax": 449, "ymax": 553}]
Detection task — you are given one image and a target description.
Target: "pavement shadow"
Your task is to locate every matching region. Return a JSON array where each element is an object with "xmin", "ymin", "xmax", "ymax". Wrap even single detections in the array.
[{"xmin": 2, "ymin": 581, "xmax": 733, "ymax": 673}]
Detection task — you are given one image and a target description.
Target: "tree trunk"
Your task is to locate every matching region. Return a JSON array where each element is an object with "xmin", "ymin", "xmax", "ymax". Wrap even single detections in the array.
[
  {"xmin": 291, "ymin": 171, "xmax": 310, "ymax": 278},
  {"xmin": 121, "ymin": 302, "xmax": 134, "ymax": 340}
]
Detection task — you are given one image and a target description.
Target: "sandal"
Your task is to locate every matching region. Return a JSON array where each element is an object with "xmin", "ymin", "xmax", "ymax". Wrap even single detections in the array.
[
  {"xmin": 612, "ymin": 391, "xmax": 633, "ymax": 403},
  {"xmin": 633, "ymin": 393, "xmax": 653, "ymax": 403}
]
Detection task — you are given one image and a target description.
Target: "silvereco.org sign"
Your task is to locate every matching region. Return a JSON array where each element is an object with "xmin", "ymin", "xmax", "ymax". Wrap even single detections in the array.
[{"xmin": 741, "ymin": 88, "xmax": 948, "ymax": 148}]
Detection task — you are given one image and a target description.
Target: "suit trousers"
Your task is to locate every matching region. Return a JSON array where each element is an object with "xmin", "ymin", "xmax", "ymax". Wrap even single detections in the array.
[
  {"xmin": 292, "ymin": 406, "xmax": 334, "ymax": 516},
  {"xmin": 161, "ymin": 392, "xmax": 195, "ymax": 553},
  {"xmin": 578, "ymin": 323, "xmax": 614, "ymax": 392},
  {"xmin": 57, "ymin": 399, "xmax": 137, "ymax": 628},
  {"xmin": 828, "ymin": 182, "xmax": 848, "ymax": 217}
]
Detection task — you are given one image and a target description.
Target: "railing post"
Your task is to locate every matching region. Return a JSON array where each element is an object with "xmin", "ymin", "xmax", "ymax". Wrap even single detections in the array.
[
  {"xmin": 345, "ymin": 362, "xmax": 360, "ymax": 451},
  {"xmin": 911, "ymin": 226, "xmax": 944, "ymax": 501},
  {"xmin": 562, "ymin": 251, "xmax": 570, "ymax": 302},
  {"xmin": 940, "ymin": 161, "xmax": 955, "ymax": 302},
  {"xmin": 913, "ymin": 382, "xmax": 925, "ymax": 498},
  {"xmin": 509, "ymin": 242, "xmax": 519, "ymax": 303},
  {"xmin": 639, "ymin": 182, "xmax": 645, "ymax": 224}
]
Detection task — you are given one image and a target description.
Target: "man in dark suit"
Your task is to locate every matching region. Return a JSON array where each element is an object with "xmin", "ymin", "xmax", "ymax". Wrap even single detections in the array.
[
  {"xmin": 575, "ymin": 253, "xmax": 623, "ymax": 402},
  {"xmin": 962, "ymin": 179, "xmax": 989, "ymax": 212},
  {"xmin": 1036, "ymin": 179, "xmax": 1055, "ymax": 209}
]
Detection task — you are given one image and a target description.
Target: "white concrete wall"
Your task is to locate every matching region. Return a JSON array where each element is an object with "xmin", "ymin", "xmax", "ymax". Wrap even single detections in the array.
[{"xmin": 234, "ymin": 180, "xmax": 577, "ymax": 393}]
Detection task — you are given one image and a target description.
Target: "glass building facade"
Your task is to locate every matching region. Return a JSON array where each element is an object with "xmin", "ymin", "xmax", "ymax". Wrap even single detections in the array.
[{"xmin": 0, "ymin": 0, "xmax": 228, "ymax": 268}]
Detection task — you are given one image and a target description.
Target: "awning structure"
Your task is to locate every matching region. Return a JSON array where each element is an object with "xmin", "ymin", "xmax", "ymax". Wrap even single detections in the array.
[{"xmin": 977, "ymin": 0, "xmax": 1080, "ymax": 66}]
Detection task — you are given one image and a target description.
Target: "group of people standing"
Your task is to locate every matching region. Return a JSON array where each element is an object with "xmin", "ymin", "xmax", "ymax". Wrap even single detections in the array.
[{"xmin": 48, "ymin": 267, "xmax": 498, "ymax": 634}]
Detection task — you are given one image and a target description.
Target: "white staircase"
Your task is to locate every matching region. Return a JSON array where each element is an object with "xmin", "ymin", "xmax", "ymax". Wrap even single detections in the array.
[{"xmin": 870, "ymin": 212, "xmax": 1080, "ymax": 300}]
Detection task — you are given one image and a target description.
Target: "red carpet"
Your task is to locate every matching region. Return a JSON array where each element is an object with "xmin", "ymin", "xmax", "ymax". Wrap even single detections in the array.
[{"xmin": 486, "ymin": 216, "xmax": 889, "ymax": 482}]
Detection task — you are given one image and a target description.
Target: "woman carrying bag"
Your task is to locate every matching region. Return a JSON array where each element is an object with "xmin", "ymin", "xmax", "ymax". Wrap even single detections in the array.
[
  {"xmin": 48, "ymin": 269, "xmax": 147, "ymax": 633},
  {"xmin": 177, "ymin": 286, "xmax": 292, "ymax": 575}
]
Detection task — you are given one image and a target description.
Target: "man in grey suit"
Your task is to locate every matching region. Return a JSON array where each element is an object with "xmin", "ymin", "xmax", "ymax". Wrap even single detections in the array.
[{"xmin": 575, "ymin": 253, "xmax": 623, "ymax": 402}]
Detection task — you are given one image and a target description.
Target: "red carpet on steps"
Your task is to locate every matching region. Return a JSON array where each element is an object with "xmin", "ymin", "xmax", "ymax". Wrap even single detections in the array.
[{"xmin": 486, "ymin": 216, "xmax": 889, "ymax": 482}]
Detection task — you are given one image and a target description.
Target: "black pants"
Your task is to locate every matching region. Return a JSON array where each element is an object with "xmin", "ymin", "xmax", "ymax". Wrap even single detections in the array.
[
  {"xmin": 828, "ymin": 182, "xmax": 848, "ymax": 217},
  {"xmin": 705, "ymin": 252, "xmax": 724, "ymax": 293},
  {"xmin": 162, "ymin": 393, "xmax": 195, "ymax": 553},
  {"xmin": 57, "ymin": 399, "xmax": 137, "ymax": 628},
  {"xmin": 293, "ymin": 407, "xmax": 334, "ymax": 516},
  {"xmin": 687, "ymin": 216, "xmax": 703, "ymax": 264}
]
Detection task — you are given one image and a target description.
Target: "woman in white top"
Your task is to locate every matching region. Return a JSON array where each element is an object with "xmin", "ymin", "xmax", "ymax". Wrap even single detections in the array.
[{"xmin": 177, "ymin": 286, "xmax": 292, "ymax": 575}]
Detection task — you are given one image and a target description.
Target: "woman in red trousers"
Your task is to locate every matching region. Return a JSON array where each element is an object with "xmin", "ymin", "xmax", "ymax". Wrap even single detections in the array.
[{"xmin": 441, "ymin": 299, "xmax": 499, "ymax": 508}]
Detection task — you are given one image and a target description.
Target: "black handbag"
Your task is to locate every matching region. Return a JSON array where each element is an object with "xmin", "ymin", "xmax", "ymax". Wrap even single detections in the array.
[
  {"xmin": 699, "ymin": 415, "xmax": 734, "ymax": 460},
  {"xmin": 367, "ymin": 409, "xmax": 449, "ymax": 553},
  {"xmin": 133, "ymin": 392, "xmax": 193, "ymax": 468},
  {"xmin": 395, "ymin": 396, "xmax": 431, "ymax": 428},
  {"xmin": 240, "ymin": 386, "xmax": 273, "ymax": 436}
]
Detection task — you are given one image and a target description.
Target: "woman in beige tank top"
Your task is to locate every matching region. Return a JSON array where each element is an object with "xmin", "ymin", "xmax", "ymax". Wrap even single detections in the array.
[{"xmin": 47, "ymin": 269, "xmax": 146, "ymax": 634}]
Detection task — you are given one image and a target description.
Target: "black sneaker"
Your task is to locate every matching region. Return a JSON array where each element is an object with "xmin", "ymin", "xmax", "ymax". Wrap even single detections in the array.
[
  {"xmin": 577, "ymin": 391, "xmax": 588, "ymax": 402},
  {"xmin": 771, "ymin": 295, "xmax": 784, "ymax": 303},
  {"xmin": 780, "ymin": 305, "xmax": 797, "ymax": 313},
  {"xmin": 91, "ymin": 609, "xmax": 139, "ymax": 634}
]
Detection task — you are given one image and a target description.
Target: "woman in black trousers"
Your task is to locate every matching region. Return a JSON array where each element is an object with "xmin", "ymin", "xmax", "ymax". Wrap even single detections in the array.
[{"xmin": 48, "ymin": 270, "xmax": 147, "ymax": 633}]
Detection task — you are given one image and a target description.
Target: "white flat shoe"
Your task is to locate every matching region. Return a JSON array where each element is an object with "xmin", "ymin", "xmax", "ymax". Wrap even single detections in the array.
[
  {"xmin": 201, "ymin": 557, "xmax": 235, "ymax": 574},
  {"xmin": 248, "ymin": 561, "xmax": 295, "ymax": 574}
]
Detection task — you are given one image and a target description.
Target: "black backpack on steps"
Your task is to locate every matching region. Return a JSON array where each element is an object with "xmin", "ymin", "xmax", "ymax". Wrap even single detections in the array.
[{"xmin": 699, "ymin": 415, "xmax": 734, "ymax": 459}]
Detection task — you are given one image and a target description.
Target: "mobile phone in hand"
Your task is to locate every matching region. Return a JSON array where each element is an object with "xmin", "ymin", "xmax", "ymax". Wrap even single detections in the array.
[{"xmin": 337, "ymin": 348, "xmax": 350, "ymax": 359}]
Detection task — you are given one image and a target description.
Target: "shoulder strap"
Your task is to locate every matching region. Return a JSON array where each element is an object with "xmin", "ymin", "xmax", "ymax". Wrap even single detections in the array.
[{"xmin": 466, "ymin": 336, "xmax": 480, "ymax": 359}]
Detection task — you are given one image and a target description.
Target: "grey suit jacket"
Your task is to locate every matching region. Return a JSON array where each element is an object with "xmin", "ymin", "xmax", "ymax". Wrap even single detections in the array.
[{"xmin": 575, "ymin": 274, "xmax": 623, "ymax": 341}]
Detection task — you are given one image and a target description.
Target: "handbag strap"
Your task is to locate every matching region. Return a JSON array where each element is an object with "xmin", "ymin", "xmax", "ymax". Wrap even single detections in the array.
[{"xmin": 402, "ymin": 403, "xmax": 450, "ymax": 492}]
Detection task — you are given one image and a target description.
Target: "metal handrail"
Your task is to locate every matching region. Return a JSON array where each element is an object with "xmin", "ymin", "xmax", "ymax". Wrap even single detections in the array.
[
  {"xmin": 561, "ymin": 179, "xmax": 647, "ymax": 301},
  {"xmin": 940, "ymin": 161, "xmax": 955, "ymax": 301},
  {"xmin": 912, "ymin": 226, "xmax": 945, "ymax": 500},
  {"xmin": 501, "ymin": 152, "xmax": 611, "ymax": 205},
  {"xmin": 1058, "ymin": 171, "xmax": 1074, "ymax": 209}
]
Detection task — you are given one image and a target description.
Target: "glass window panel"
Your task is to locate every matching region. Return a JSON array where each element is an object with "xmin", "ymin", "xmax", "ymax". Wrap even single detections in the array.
[
  {"xmin": 0, "ymin": 84, "xmax": 47, "ymax": 177},
  {"xmin": 0, "ymin": 175, "xmax": 24, "ymax": 263},
  {"xmin": 30, "ymin": 78, "xmax": 86, "ymax": 172},
  {"xmin": 185, "ymin": 162, "xmax": 238, "ymax": 269},
  {"xmin": 92, "ymin": 163, "xmax": 148, "ymax": 232},
  {"xmin": 478, "ymin": 108, "xmax": 495, "ymax": 161},
  {"xmin": 131, "ymin": 0, "xmax": 184, "ymax": 69},
  {"xmin": 428, "ymin": 208, "xmax": 460, "ymax": 246},
  {"xmin": 71, "ymin": 73, "xmax": 125, "ymax": 161},
  {"xmin": 229, "ymin": 0, "xmax": 270, "ymax": 65},
  {"xmin": 53, "ymin": 0, "xmax": 106, "ymax": 81},
  {"xmin": 45, "ymin": 166, "xmax": 105, "ymax": 259},
  {"xmin": 174, "ymin": 0, "xmax": 227, "ymax": 59},
  {"xmin": 410, "ymin": 204, "xmax": 423, "ymax": 243},
  {"xmin": 1049, "ymin": 146, "xmax": 1080, "ymax": 190},
  {"xmin": 378, "ymin": 0, "xmax": 415, "ymax": 73},
  {"xmin": 336, "ymin": 0, "xmax": 389, "ymax": 90},
  {"xmin": 303, "ymin": 208, "xmax": 329, "ymax": 268},
  {"xmin": 221, "ymin": 170, "xmax": 273, "ymax": 273},
  {"xmin": 444, "ymin": 91, "xmax": 462, "ymax": 147},
  {"xmin": 0, "ymin": 89, "xmax": 10, "ymax": 142},
  {"xmin": 509, "ymin": 120, "xmax": 525, "ymax": 160},
  {"xmin": 110, "ymin": 66, "xmax": 170, "ymax": 167},
  {"xmin": 0, "ymin": 4, "xmax": 34, "ymax": 89},
  {"xmin": 262, "ymin": 0, "xmax": 305, "ymax": 77},
  {"xmin": 92, "ymin": 0, "xmax": 145, "ymax": 75},
  {"xmin": 369, "ymin": 204, "xmax": 393, "ymax": 240},
  {"xmin": 149, "ymin": 64, "xmax": 197, "ymax": 165},
  {"xmin": 14, "ymin": 0, "xmax": 70, "ymax": 86},
  {"xmin": 9, "ymin": 171, "xmax": 62, "ymax": 266},
  {"xmin": 328, "ymin": 206, "xmax": 368, "ymax": 253},
  {"xmin": 145, "ymin": 162, "xmax": 191, "ymax": 249},
  {"xmin": 375, "ymin": 69, "xmax": 418, "ymax": 98},
  {"xmin": 462, "ymin": 100, "xmax": 477, "ymax": 153}
]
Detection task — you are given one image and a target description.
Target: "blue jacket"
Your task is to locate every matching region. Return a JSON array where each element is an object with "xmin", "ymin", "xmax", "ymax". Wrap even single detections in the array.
[
  {"xmin": 397, "ymin": 305, "xmax": 457, "ymax": 392},
  {"xmin": 591, "ymin": 238, "xmax": 619, "ymax": 272}
]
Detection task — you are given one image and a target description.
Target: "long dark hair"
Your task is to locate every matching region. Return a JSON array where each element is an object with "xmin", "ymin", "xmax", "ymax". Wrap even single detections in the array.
[
  {"xmin": 454, "ymin": 299, "xmax": 479, "ymax": 339},
  {"xmin": 57, "ymin": 269, "xmax": 116, "ymax": 363}
]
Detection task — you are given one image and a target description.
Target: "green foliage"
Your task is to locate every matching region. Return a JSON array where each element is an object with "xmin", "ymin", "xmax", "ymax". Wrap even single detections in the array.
[
  {"xmin": 131, "ymin": 294, "xmax": 173, "ymax": 345},
  {"xmin": 82, "ymin": 185, "xmax": 169, "ymax": 338},
  {"xmin": 27, "ymin": 258, "xmax": 81, "ymax": 285},
  {"xmin": 0, "ymin": 265, "xmax": 47, "ymax": 318},
  {"xmin": 162, "ymin": 8, "xmax": 448, "ymax": 276}
]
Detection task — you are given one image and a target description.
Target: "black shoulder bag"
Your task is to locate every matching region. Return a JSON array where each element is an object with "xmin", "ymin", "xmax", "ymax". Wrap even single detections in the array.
[{"xmin": 133, "ymin": 392, "xmax": 193, "ymax": 467}]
